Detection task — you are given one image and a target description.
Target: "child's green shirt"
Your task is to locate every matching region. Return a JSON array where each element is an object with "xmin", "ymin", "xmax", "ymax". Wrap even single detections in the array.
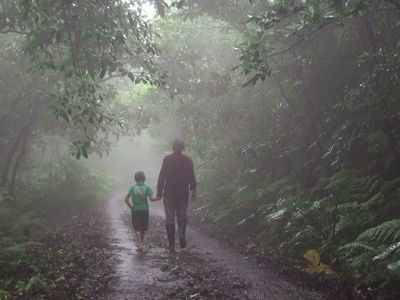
[{"xmin": 127, "ymin": 182, "xmax": 153, "ymax": 211}]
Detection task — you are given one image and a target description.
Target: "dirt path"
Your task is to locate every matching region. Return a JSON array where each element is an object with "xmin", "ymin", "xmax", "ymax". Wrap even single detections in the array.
[{"xmin": 102, "ymin": 193, "xmax": 323, "ymax": 300}]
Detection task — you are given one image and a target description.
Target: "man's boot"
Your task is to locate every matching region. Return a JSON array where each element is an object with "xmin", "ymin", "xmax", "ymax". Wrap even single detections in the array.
[
  {"xmin": 165, "ymin": 224, "xmax": 175, "ymax": 253},
  {"xmin": 178, "ymin": 221, "xmax": 187, "ymax": 248}
]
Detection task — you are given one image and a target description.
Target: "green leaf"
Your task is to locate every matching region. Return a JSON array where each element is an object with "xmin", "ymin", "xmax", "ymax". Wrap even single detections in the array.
[
  {"xmin": 99, "ymin": 65, "xmax": 107, "ymax": 79},
  {"xmin": 82, "ymin": 148, "xmax": 88, "ymax": 159},
  {"xmin": 128, "ymin": 72, "xmax": 135, "ymax": 82},
  {"xmin": 59, "ymin": 110, "xmax": 70, "ymax": 122}
]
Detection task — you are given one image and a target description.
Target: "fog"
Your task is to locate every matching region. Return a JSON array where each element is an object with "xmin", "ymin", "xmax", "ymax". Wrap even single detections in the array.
[
  {"xmin": 1, "ymin": 1, "xmax": 400, "ymax": 298},
  {"xmin": 85, "ymin": 131, "xmax": 165, "ymax": 190}
]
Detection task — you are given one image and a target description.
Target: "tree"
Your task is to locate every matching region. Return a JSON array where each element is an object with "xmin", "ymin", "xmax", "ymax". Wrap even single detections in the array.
[{"xmin": 0, "ymin": 0, "xmax": 165, "ymax": 155}]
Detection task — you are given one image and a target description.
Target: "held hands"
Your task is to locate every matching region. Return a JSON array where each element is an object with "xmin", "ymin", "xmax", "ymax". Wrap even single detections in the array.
[
  {"xmin": 148, "ymin": 193, "xmax": 196, "ymax": 202},
  {"xmin": 189, "ymin": 190, "xmax": 197, "ymax": 202},
  {"xmin": 150, "ymin": 196, "xmax": 161, "ymax": 202}
]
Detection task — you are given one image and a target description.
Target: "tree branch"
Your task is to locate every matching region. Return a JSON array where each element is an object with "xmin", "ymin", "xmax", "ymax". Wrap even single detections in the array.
[
  {"xmin": 267, "ymin": 3, "xmax": 399, "ymax": 58},
  {"xmin": 0, "ymin": 29, "xmax": 29, "ymax": 35}
]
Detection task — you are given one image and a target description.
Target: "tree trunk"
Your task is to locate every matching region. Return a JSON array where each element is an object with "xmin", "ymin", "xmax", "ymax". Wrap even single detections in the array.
[
  {"xmin": 1, "ymin": 102, "xmax": 39, "ymax": 188},
  {"xmin": 1, "ymin": 122, "xmax": 32, "ymax": 186},
  {"xmin": 9, "ymin": 132, "xmax": 30, "ymax": 195}
]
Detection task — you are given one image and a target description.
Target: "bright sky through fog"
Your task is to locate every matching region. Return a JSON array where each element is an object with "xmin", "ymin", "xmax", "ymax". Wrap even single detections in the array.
[{"xmin": 142, "ymin": 1, "xmax": 156, "ymax": 20}]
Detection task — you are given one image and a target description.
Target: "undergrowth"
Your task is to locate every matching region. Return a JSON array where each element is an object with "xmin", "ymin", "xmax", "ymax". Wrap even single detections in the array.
[
  {"xmin": 196, "ymin": 169, "xmax": 400, "ymax": 289},
  {"xmin": 0, "ymin": 159, "xmax": 112, "ymax": 298}
]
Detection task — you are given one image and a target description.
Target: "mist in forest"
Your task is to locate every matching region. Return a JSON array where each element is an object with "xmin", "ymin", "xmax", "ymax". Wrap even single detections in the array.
[
  {"xmin": 1, "ymin": 1, "xmax": 400, "ymax": 299},
  {"xmin": 84, "ymin": 132, "xmax": 164, "ymax": 190}
]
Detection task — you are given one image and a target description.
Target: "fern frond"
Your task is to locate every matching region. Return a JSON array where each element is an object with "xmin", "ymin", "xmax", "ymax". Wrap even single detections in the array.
[
  {"xmin": 357, "ymin": 219, "xmax": 400, "ymax": 243},
  {"xmin": 351, "ymin": 252, "xmax": 375, "ymax": 270},
  {"xmin": 361, "ymin": 191, "xmax": 384, "ymax": 209},
  {"xmin": 337, "ymin": 201, "xmax": 361, "ymax": 211},
  {"xmin": 368, "ymin": 176, "xmax": 381, "ymax": 195},
  {"xmin": 349, "ymin": 175, "xmax": 381, "ymax": 203},
  {"xmin": 338, "ymin": 242, "xmax": 378, "ymax": 254},
  {"xmin": 373, "ymin": 241, "xmax": 400, "ymax": 261},
  {"xmin": 349, "ymin": 191, "xmax": 369, "ymax": 202}
]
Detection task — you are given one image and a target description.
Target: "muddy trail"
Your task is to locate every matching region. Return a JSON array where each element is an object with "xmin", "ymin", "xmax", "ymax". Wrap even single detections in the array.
[{"xmin": 102, "ymin": 193, "xmax": 323, "ymax": 300}]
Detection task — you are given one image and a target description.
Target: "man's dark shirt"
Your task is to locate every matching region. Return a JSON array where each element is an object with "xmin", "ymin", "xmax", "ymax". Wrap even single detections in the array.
[{"xmin": 157, "ymin": 152, "xmax": 197, "ymax": 201}]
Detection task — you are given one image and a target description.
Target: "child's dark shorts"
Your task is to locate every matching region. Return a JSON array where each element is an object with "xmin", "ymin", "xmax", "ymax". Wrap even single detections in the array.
[{"xmin": 131, "ymin": 210, "xmax": 149, "ymax": 232}]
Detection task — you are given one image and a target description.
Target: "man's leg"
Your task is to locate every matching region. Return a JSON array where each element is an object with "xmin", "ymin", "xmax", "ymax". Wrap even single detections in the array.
[
  {"xmin": 163, "ymin": 197, "xmax": 176, "ymax": 252},
  {"xmin": 176, "ymin": 199, "xmax": 188, "ymax": 248}
]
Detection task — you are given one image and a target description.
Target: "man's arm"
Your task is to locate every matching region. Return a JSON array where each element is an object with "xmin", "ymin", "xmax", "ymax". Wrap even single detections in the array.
[
  {"xmin": 157, "ymin": 157, "xmax": 167, "ymax": 199},
  {"xmin": 188, "ymin": 158, "xmax": 197, "ymax": 200},
  {"xmin": 124, "ymin": 193, "xmax": 133, "ymax": 210}
]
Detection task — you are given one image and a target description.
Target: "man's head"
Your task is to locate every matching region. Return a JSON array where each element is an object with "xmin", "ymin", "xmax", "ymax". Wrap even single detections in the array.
[
  {"xmin": 172, "ymin": 138, "xmax": 185, "ymax": 153},
  {"xmin": 134, "ymin": 171, "xmax": 146, "ymax": 182}
]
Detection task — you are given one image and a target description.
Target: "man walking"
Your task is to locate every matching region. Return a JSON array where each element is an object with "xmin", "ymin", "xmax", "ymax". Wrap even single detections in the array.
[{"xmin": 157, "ymin": 138, "xmax": 197, "ymax": 252}]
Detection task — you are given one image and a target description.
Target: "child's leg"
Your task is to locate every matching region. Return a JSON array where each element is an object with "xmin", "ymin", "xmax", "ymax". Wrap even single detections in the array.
[
  {"xmin": 135, "ymin": 231, "xmax": 142, "ymax": 249},
  {"xmin": 140, "ymin": 231, "xmax": 145, "ymax": 245},
  {"xmin": 140, "ymin": 211, "xmax": 148, "ymax": 249}
]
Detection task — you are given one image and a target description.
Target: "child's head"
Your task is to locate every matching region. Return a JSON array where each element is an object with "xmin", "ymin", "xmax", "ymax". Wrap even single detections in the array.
[{"xmin": 134, "ymin": 171, "xmax": 146, "ymax": 182}]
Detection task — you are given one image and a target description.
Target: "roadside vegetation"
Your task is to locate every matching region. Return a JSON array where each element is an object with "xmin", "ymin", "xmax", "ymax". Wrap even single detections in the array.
[
  {"xmin": 0, "ymin": 21, "xmax": 115, "ymax": 300},
  {"xmin": 0, "ymin": 38, "xmax": 113, "ymax": 295},
  {"xmin": 0, "ymin": 159, "xmax": 112, "ymax": 298}
]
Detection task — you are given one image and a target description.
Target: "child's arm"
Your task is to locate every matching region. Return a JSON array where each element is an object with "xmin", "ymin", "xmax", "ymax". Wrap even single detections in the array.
[
  {"xmin": 147, "ymin": 185, "xmax": 160, "ymax": 202},
  {"xmin": 124, "ymin": 193, "xmax": 133, "ymax": 210},
  {"xmin": 149, "ymin": 195, "xmax": 159, "ymax": 202}
]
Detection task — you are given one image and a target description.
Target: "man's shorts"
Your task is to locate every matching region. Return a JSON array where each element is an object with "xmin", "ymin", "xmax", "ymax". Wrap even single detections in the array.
[{"xmin": 131, "ymin": 210, "xmax": 149, "ymax": 232}]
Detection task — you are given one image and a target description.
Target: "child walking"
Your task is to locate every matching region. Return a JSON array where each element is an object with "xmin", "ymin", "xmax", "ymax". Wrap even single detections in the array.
[{"xmin": 124, "ymin": 171, "xmax": 158, "ymax": 251}]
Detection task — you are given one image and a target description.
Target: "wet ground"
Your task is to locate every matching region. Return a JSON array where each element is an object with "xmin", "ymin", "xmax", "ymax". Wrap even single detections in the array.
[{"xmin": 102, "ymin": 193, "xmax": 323, "ymax": 300}]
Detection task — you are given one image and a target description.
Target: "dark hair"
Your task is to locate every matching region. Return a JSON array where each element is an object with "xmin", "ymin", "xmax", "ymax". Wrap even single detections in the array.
[
  {"xmin": 172, "ymin": 138, "xmax": 185, "ymax": 153},
  {"xmin": 134, "ymin": 171, "xmax": 146, "ymax": 182}
]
